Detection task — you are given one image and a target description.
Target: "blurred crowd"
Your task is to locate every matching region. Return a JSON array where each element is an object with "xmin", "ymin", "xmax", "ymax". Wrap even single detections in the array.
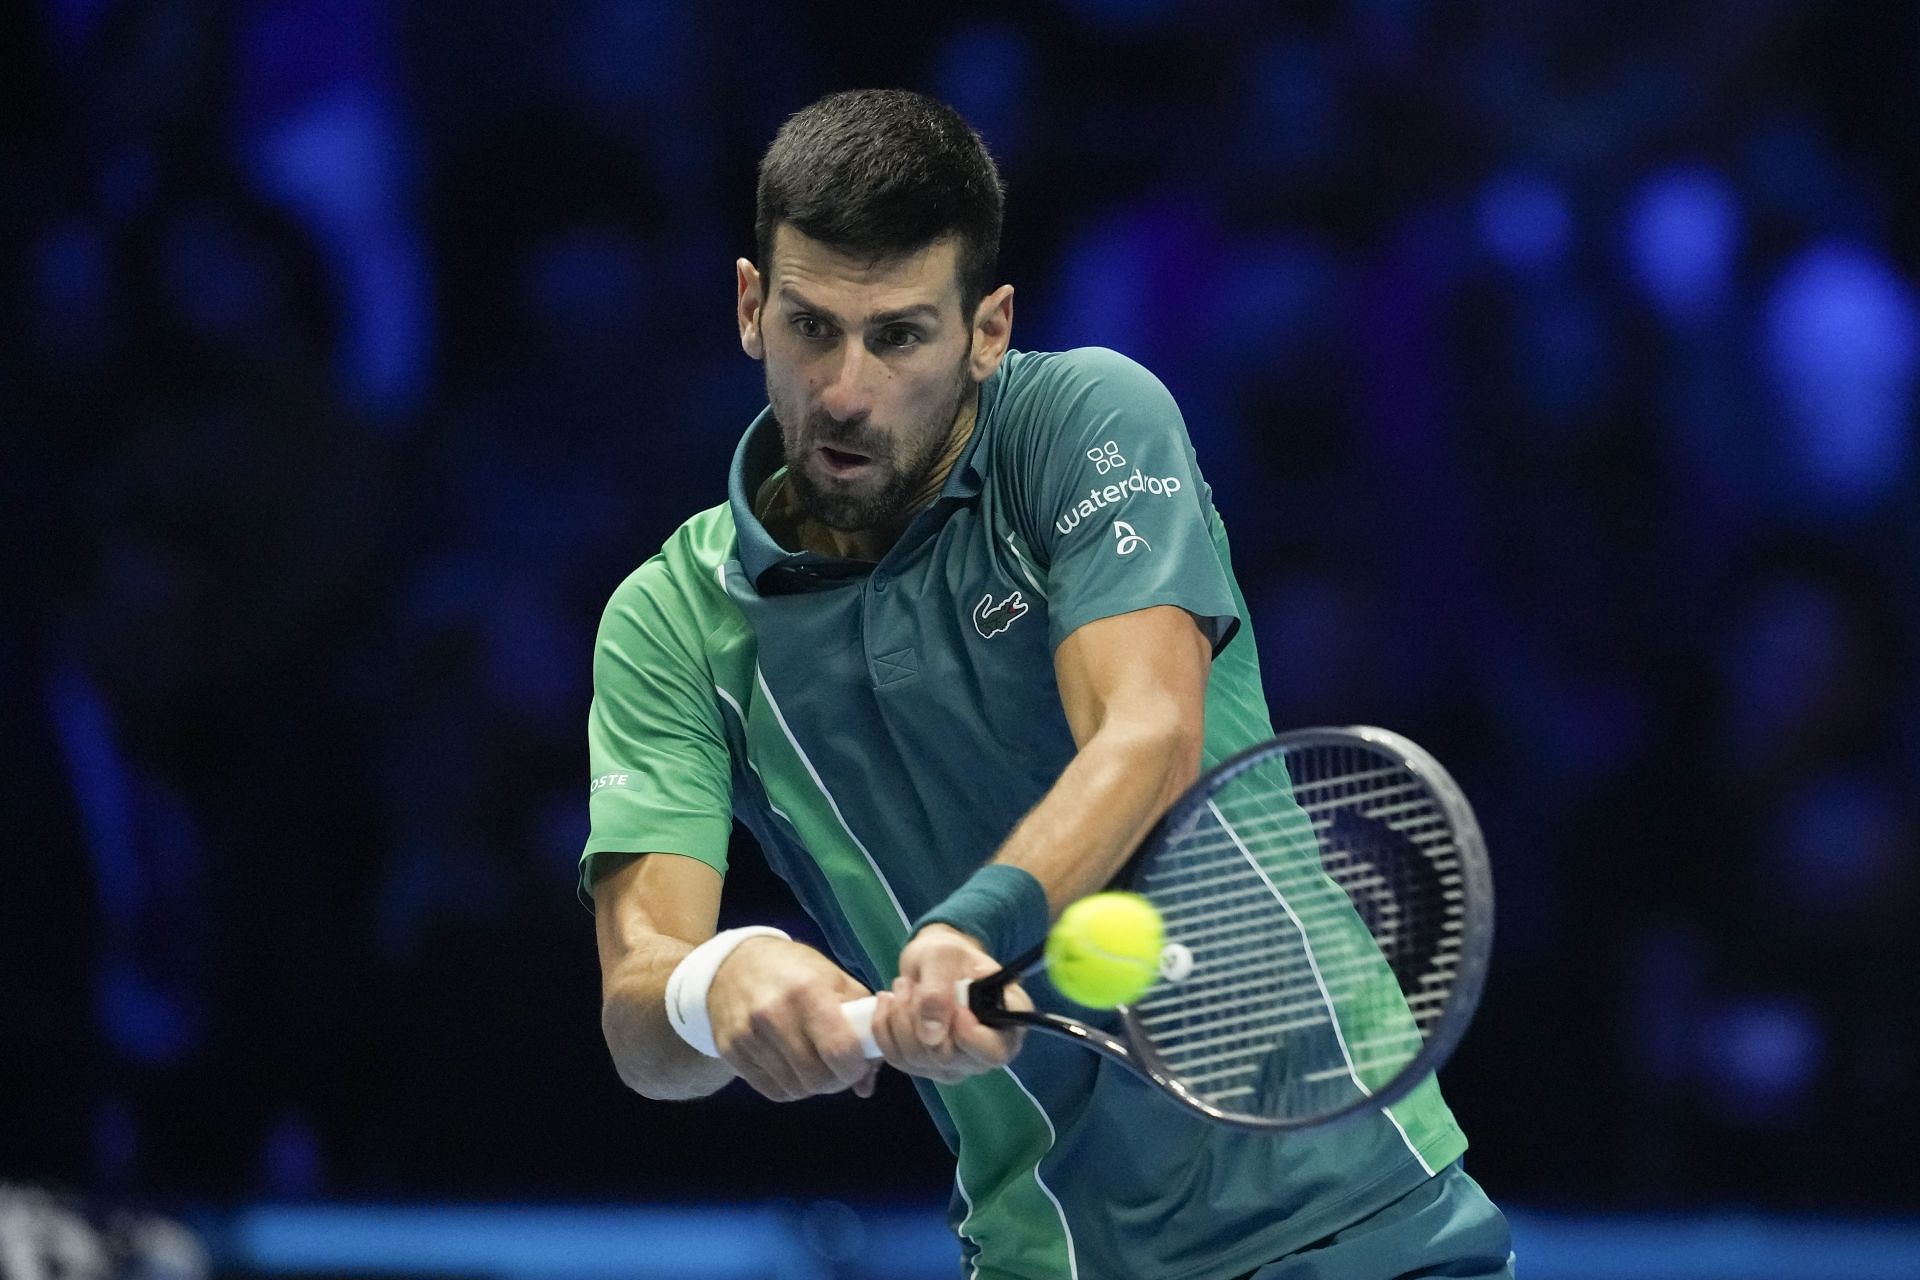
[{"xmin": 3, "ymin": 0, "xmax": 1917, "ymax": 1212}]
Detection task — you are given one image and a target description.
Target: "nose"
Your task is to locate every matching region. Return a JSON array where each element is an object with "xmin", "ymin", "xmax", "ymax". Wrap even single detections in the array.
[{"xmin": 817, "ymin": 341, "xmax": 877, "ymax": 425}]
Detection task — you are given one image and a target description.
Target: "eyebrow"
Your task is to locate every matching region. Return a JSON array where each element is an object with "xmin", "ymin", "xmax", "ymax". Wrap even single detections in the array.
[{"xmin": 776, "ymin": 286, "xmax": 943, "ymax": 327}]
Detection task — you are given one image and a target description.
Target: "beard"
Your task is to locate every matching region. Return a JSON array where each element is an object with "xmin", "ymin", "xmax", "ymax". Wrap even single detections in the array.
[{"xmin": 770, "ymin": 352, "xmax": 973, "ymax": 532}]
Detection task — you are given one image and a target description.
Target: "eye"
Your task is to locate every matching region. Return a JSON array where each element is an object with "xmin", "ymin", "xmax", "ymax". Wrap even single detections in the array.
[
  {"xmin": 792, "ymin": 315, "xmax": 832, "ymax": 341},
  {"xmin": 880, "ymin": 326, "xmax": 922, "ymax": 350}
]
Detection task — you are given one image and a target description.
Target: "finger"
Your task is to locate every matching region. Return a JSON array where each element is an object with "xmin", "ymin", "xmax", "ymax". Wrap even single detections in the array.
[
  {"xmin": 771, "ymin": 1031, "xmax": 847, "ymax": 1098},
  {"xmin": 744, "ymin": 1003, "xmax": 842, "ymax": 1098},
  {"xmin": 851, "ymin": 1062, "xmax": 878, "ymax": 1099},
  {"xmin": 869, "ymin": 991, "xmax": 927, "ymax": 1074},
  {"xmin": 878, "ymin": 981, "xmax": 949, "ymax": 1078},
  {"xmin": 950, "ymin": 1011, "xmax": 1021, "ymax": 1069},
  {"xmin": 725, "ymin": 1037, "xmax": 807, "ymax": 1103},
  {"xmin": 882, "ymin": 980, "xmax": 936, "ymax": 1068},
  {"xmin": 892, "ymin": 1000, "xmax": 990, "ymax": 1083},
  {"xmin": 726, "ymin": 1008, "xmax": 831, "ymax": 1100},
  {"xmin": 801, "ymin": 998, "xmax": 875, "ymax": 1092},
  {"xmin": 949, "ymin": 980, "xmax": 1030, "ymax": 1069},
  {"xmin": 908, "ymin": 971, "xmax": 959, "ymax": 1049}
]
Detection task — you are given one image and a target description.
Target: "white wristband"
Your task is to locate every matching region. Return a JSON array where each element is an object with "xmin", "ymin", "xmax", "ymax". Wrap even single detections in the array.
[{"xmin": 664, "ymin": 926, "xmax": 790, "ymax": 1057}]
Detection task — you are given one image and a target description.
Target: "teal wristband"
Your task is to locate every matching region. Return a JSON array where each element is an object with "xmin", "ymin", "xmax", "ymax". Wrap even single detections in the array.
[{"xmin": 913, "ymin": 864, "xmax": 1051, "ymax": 963}]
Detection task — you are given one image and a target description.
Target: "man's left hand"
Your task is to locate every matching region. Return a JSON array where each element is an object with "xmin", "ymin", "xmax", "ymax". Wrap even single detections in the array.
[{"xmin": 872, "ymin": 924, "xmax": 1031, "ymax": 1083}]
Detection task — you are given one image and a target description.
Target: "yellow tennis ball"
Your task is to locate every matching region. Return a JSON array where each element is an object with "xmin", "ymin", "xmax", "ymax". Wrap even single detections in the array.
[{"xmin": 1045, "ymin": 892, "xmax": 1165, "ymax": 1008}]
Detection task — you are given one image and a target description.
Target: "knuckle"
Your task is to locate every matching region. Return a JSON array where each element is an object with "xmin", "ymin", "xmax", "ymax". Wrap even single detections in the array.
[{"xmin": 746, "ymin": 1003, "xmax": 784, "ymax": 1035}]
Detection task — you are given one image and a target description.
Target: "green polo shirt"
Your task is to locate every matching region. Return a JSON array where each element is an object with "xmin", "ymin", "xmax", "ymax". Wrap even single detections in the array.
[{"xmin": 582, "ymin": 347, "xmax": 1468, "ymax": 1280}]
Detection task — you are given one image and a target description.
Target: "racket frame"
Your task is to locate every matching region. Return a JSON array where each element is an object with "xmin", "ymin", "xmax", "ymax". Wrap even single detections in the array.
[{"xmin": 966, "ymin": 725, "xmax": 1495, "ymax": 1132}]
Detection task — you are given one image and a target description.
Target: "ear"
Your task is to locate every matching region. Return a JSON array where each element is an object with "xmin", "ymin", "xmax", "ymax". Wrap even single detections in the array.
[
  {"xmin": 737, "ymin": 258, "xmax": 766, "ymax": 360},
  {"xmin": 968, "ymin": 284, "xmax": 1014, "ymax": 383}
]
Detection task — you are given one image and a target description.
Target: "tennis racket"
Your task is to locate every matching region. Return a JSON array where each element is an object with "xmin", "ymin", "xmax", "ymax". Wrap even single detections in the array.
[{"xmin": 840, "ymin": 726, "xmax": 1493, "ymax": 1131}]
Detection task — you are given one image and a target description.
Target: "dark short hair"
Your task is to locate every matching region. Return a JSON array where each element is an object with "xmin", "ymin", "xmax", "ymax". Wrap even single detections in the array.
[{"xmin": 755, "ymin": 89, "xmax": 1005, "ymax": 310}]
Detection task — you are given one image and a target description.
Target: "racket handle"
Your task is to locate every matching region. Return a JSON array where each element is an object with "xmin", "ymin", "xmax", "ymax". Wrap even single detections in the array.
[
  {"xmin": 840, "ymin": 979, "xmax": 973, "ymax": 1060},
  {"xmin": 841, "ymin": 995, "xmax": 882, "ymax": 1058}
]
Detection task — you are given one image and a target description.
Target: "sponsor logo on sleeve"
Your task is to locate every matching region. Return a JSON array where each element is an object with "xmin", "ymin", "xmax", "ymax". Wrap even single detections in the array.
[
  {"xmin": 972, "ymin": 589, "xmax": 1031, "ymax": 638},
  {"xmin": 1112, "ymin": 521, "xmax": 1150, "ymax": 555},
  {"xmin": 590, "ymin": 772, "xmax": 631, "ymax": 795},
  {"xmin": 1055, "ymin": 467, "xmax": 1183, "ymax": 536},
  {"xmin": 1089, "ymin": 440, "xmax": 1127, "ymax": 474}
]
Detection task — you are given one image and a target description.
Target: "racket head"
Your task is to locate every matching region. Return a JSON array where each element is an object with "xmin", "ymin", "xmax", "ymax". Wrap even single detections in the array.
[{"xmin": 1105, "ymin": 725, "xmax": 1494, "ymax": 1131}]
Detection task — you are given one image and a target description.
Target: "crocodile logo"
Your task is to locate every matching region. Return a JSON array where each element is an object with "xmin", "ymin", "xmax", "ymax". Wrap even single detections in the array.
[{"xmin": 972, "ymin": 589, "xmax": 1030, "ymax": 639}]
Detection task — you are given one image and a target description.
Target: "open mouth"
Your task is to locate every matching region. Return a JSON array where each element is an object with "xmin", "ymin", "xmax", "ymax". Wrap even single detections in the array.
[{"xmin": 817, "ymin": 445, "xmax": 873, "ymax": 477}]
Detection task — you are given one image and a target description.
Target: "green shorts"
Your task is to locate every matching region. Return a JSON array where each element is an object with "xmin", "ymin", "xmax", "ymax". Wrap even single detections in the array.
[{"xmin": 1238, "ymin": 1162, "xmax": 1513, "ymax": 1280}]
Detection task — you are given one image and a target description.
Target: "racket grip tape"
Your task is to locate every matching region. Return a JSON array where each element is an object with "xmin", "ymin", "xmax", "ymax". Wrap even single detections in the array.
[{"xmin": 840, "ymin": 979, "xmax": 972, "ymax": 1060}]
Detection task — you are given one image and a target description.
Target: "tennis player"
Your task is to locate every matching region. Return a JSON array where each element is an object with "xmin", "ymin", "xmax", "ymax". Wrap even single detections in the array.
[{"xmin": 585, "ymin": 89, "xmax": 1512, "ymax": 1279}]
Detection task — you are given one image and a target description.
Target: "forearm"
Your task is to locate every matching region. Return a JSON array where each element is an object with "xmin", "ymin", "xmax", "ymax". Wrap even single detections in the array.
[
  {"xmin": 990, "ymin": 717, "xmax": 1201, "ymax": 914},
  {"xmin": 887, "ymin": 717, "xmax": 1197, "ymax": 1064},
  {"xmin": 888, "ymin": 608, "xmax": 1209, "ymax": 1077},
  {"xmin": 600, "ymin": 936, "xmax": 737, "ymax": 1101}
]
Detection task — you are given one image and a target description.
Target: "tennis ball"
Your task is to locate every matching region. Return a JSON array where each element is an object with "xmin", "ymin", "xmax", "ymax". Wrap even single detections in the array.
[{"xmin": 1045, "ymin": 892, "xmax": 1165, "ymax": 1008}]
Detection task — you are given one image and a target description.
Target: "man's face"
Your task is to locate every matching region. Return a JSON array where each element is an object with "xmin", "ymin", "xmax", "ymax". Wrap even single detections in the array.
[{"xmin": 746, "ymin": 227, "xmax": 979, "ymax": 532}]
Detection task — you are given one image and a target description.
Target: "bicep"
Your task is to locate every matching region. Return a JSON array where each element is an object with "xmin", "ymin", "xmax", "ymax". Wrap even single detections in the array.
[
  {"xmin": 1052, "ymin": 605, "xmax": 1212, "ymax": 750},
  {"xmin": 593, "ymin": 851, "xmax": 725, "ymax": 977}
]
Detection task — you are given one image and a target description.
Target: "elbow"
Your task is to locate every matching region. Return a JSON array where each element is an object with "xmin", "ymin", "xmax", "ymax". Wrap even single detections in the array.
[
  {"xmin": 604, "ymin": 1036, "xmax": 702, "ymax": 1102},
  {"xmin": 617, "ymin": 1066, "xmax": 705, "ymax": 1103},
  {"xmin": 600, "ymin": 1000, "xmax": 725, "ymax": 1102},
  {"xmin": 605, "ymin": 1042, "xmax": 669, "ymax": 1100},
  {"xmin": 599, "ymin": 998, "xmax": 672, "ymax": 1099}
]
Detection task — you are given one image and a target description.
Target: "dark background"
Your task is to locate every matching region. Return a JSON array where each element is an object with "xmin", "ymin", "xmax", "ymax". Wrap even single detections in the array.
[{"xmin": 4, "ymin": 0, "xmax": 1918, "ymax": 1220}]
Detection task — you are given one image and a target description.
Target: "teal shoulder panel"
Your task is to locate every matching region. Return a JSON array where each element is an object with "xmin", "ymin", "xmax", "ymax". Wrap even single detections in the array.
[{"xmin": 988, "ymin": 347, "xmax": 1241, "ymax": 652}]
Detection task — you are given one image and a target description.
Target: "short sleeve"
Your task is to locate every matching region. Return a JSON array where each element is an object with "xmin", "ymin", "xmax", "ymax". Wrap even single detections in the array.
[
  {"xmin": 1023, "ymin": 348, "xmax": 1241, "ymax": 652},
  {"xmin": 579, "ymin": 560, "xmax": 735, "ymax": 904}
]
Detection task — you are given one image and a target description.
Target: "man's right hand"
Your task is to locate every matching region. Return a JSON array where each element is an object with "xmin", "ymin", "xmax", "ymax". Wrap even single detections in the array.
[{"xmin": 706, "ymin": 936, "xmax": 880, "ymax": 1102}]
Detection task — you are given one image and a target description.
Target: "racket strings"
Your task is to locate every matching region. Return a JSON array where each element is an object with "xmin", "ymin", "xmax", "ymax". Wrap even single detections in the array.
[
  {"xmin": 1148, "ymin": 810, "xmax": 1464, "ymax": 986},
  {"xmin": 1135, "ymin": 948, "xmax": 1456, "ymax": 1024},
  {"xmin": 1126, "ymin": 746, "xmax": 1468, "ymax": 1120},
  {"xmin": 1147, "ymin": 778, "xmax": 1454, "ymax": 864},
  {"xmin": 1150, "ymin": 862, "xmax": 1465, "ymax": 940}
]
